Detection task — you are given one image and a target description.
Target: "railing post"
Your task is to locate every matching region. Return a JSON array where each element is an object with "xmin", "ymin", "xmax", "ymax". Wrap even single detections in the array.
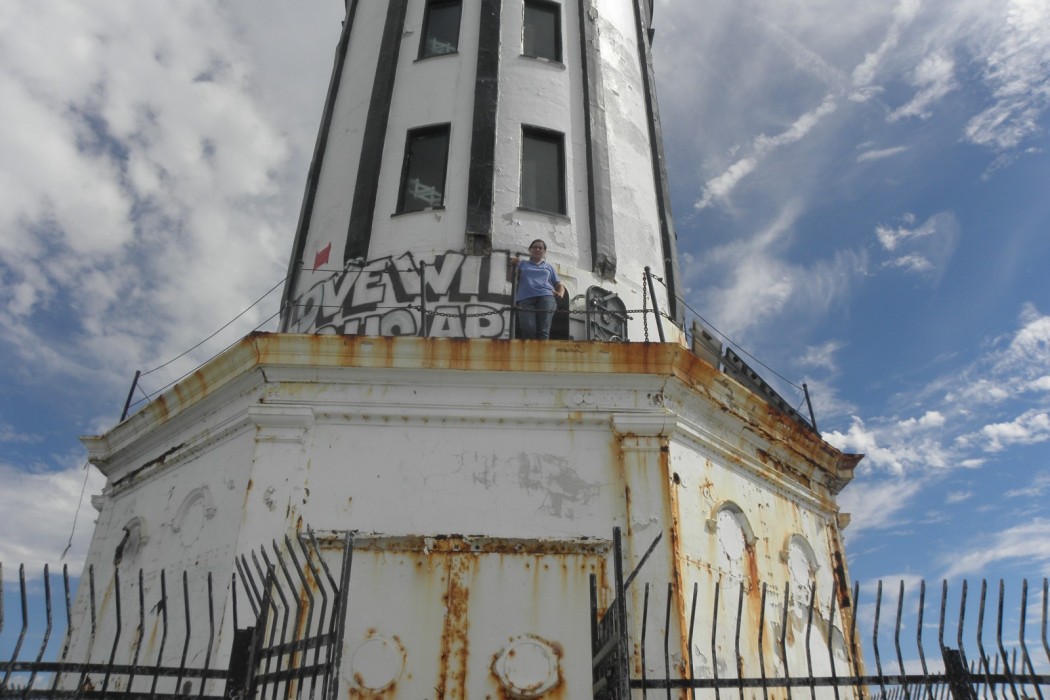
[
  {"xmin": 803, "ymin": 382, "xmax": 819, "ymax": 434},
  {"xmin": 418, "ymin": 262, "xmax": 428, "ymax": 338},
  {"xmin": 510, "ymin": 263, "xmax": 519, "ymax": 339},
  {"xmin": 120, "ymin": 370, "xmax": 141, "ymax": 421},
  {"xmin": 643, "ymin": 267, "xmax": 665, "ymax": 342}
]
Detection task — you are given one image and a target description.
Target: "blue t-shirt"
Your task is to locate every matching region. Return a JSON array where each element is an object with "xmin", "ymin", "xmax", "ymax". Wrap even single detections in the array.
[{"xmin": 516, "ymin": 260, "xmax": 560, "ymax": 302}]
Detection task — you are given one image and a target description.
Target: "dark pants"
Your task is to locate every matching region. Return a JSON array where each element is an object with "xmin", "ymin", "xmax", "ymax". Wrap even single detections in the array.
[{"xmin": 516, "ymin": 295, "xmax": 557, "ymax": 339}]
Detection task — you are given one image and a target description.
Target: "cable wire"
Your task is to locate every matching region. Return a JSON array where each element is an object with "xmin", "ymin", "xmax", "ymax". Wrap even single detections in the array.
[
  {"xmin": 673, "ymin": 291, "xmax": 804, "ymax": 393},
  {"xmin": 140, "ymin": 276, "xmax": 287, "ymax": 378},
  {"xmin": 137, "ymin": 307, "xmax": 284, "ymax": 405},
  {"xmin": 60, "ymin": 462, "xmax": 92, "ymax": 560}
]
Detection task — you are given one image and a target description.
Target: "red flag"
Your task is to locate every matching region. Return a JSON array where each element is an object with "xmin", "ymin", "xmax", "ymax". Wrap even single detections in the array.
[{"xmin": 313, "ymin": 242, "xmax": 331, "ymax": 270}]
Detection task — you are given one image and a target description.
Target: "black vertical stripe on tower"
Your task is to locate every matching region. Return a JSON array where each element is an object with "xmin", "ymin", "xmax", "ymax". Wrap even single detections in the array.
[
  {"xmin": 631, "ymin": 0, "xmax": 682, "ymax": 324},
  {"xmin": 577, "ymin": 0, "xmax": 616, "ymax": 279},
  {"xmin": 344, "ymin": 0, "xmax": 409, "ymax": 263},
  {"xmin": 279, "ymin": 0, "xmax": 360, "ymax": 332},
  {"xmin": 465, "ymin": 0, "xmax": 502, "ymax": 255}
]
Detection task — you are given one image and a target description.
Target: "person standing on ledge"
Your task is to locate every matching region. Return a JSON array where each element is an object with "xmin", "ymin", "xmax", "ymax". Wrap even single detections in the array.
[{"xmin": 512, "ymin": 239, "xmax": 566, "ymax": 340}]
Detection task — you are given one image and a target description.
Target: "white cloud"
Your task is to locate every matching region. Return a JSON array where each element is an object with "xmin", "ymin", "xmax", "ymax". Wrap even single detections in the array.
[
  {"xmin": 964, "ymin": 0, "xmax": 1050, "ymax": 150},
  {"xmin": 939, "ymin": 518, "xmax": 1050, "ymax": 578},
  {"xmin": 826, "ymin": 417, "xmax": 911, "ymax": 474},
  {"xmin": 695, "ymin": 96, "xmax": 836, "ymax": 210},
  {"xmin": 687, "ymin": 203, "xmax": 866, "ymax": 339},
  {"xmin": 837, "ymin": 476, "xmax": 923, "ymax": 533},
  {"xmin": 945, "ymin": 490, "xmax": 972, "ymax": 504},
  {"xmin": 0, "ymin": 2, "xmax": 338, "ymax": 398},
  {"xmin": 888, "ymin": 52, "xmax": 957, "ymax": 121},
  {"xmin": 874, "ymin": 211, "xmax": 959, "ymax": 280},
  {"xmin": 0, "ymin": 461, "xmax": 107, "ymax": 572},
  {"xmin": 1005, "ymin": 471, "xmax": 1050, "ymax": 498},
  {"xmin": 850, "ymin": 0, "xmax": 923, "ymax": 96},
  {"xmin": 0, "ymin": 423, "xmax": 41, "ymax": 444},
  {"xmin": 797, "ymin": 341, "xmax": 845, "ymax": 372},
  {"xmin": 857, "ymin": 145, "xmax": 909, "ymax": 162},
  {"xmin": 694, "ymin": 158, "xmax": 757, "ymax": 210},
  {"xmin": 977, "ymin": 410, "xmax": 1050, "ymax": 452}
]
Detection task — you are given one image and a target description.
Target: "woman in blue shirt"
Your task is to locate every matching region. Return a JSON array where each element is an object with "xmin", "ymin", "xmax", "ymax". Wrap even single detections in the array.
[{"xmin": 512, "ymin": 239, "xmax": 566, "ymax": 339}]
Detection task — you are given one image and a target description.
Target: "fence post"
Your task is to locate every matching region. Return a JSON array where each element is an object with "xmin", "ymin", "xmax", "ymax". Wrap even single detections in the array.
[
  {"xmin": 225, "ymin": 627, "xmax": 255, "ymax": 699},
  {"xmin": 942, "ymin": 648, "xmax": 977, "ymax": 700}
]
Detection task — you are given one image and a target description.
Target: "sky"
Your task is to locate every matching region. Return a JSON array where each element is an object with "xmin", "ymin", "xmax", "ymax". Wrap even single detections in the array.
[{"xmin": 0, "ymin": 0, "xmax": 1048, "ymax": 633}]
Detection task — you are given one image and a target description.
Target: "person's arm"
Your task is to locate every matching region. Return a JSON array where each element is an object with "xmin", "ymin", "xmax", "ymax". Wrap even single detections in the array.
[{"xmin": 548, "ymin": 264, "xmax": 566, "ymax": 298}]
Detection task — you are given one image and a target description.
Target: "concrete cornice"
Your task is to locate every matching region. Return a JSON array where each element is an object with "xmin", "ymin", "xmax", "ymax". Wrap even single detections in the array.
[{"xmin": 82, "ymin": 333, "xmax": 861, "ymax": 492}]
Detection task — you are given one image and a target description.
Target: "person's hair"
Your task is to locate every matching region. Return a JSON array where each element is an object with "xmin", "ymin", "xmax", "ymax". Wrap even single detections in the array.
[{"xmin": 529, "ymin": 239, "xmax": 546, "ymax": 251}]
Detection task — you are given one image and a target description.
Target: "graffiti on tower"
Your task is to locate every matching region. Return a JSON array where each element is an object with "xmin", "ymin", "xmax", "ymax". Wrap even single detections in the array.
[{"xmin": 289, "ymin": 250, "xmax": 515, "ymax": 337}]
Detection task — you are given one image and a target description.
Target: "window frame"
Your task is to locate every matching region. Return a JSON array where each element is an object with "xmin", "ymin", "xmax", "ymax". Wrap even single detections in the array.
[
  {"xmin": 396, "ymin": 124, "xmax": 452, "ymax": 214},
  {"xmin": 519, "ymin": 125, "xmax": 567, "ymax": 216},
  {"xmin": 522, "ymin": 0, "xmax": 563, "ymax": 63},
  {"xmin": 418, "ymin": 0, "xmax": 462, "ymax": 60}
]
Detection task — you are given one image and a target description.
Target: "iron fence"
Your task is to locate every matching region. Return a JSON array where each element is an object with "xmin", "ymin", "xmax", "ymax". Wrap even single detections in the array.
[
  {"xmin": 9, "ymin": 526, "xmax": 1046, "ymax": 699},
  {"xmin": 592, "ymin": 529, "xmax": 1049, "ymax": 700},
  {"xmin": 0, "ymin": 531, "xmax": 351, "ymax": 699}
]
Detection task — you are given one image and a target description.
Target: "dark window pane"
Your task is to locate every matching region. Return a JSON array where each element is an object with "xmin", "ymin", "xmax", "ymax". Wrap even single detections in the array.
[
  {"xmin": 399, "ymin": 127, "xmax": 450, "ymax": 212},
  {"xmin": 523, "ymin": 1, "xmax": 561, "ymax": 61},
  {"xmin": 421, "ymin": 0, "xmax": 461, "ymax": 58},
  {"xmin": 521, "ymin": 129, "xmax": 565, "ymax": 214}
]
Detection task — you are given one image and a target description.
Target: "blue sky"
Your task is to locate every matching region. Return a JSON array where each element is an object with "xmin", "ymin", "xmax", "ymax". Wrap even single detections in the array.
[{"xmin": 0, "ymin": 0, "xmax": 1048, "ymax": 606}]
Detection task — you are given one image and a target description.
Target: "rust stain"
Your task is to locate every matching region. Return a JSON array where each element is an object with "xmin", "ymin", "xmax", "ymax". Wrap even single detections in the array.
[
  {"xmin": 435, "ymin": 554, "xmax": 471, "ymax": 700},
  {"xmin": 666, "ymin": 452, "xmax": 692, "ymax": 682},
  {"xmin": 152, "ymin": 394, "xmax": 170, "ymax": 424}
]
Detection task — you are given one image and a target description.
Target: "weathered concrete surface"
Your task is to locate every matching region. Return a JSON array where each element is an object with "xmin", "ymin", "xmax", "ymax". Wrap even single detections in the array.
[{"xmin": 71, "ymin": 334, "xmax": 861, "ymax": 697}]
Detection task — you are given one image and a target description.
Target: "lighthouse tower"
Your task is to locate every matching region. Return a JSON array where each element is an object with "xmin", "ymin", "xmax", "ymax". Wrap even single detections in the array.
[
  {"xmin": 278, "ymin": 0, "xmax": 681, "ymax": 341},
  {"xmin": 66, "ymin": 2, "xmax": 863, "ymax": 698}
]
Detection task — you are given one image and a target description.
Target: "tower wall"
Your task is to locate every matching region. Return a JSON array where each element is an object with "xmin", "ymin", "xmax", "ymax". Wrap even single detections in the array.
[{"xmin": 281, "ymin": 0, "xmax": 682, "ymax": 340}]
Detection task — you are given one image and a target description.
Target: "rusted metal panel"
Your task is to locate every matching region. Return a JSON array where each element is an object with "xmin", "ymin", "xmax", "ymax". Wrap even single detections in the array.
[{"xmin": 308, "ymin": 535, "xmax": 608, "ymax": 698}]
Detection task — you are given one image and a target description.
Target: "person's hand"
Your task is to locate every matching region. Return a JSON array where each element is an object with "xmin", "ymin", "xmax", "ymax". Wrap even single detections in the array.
[
  {"xmin": 511, "ymin": 256, "xmax": 521, "ymax": 266},
  {"xmin": 555, "ymin": 282, "xmax": 566, "ymax": 298}
]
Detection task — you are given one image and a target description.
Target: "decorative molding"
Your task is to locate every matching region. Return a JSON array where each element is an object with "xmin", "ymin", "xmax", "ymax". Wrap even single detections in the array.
[
  {"xmin": 611, "ymin": 413, "xmax": 678, "ymax": 438},
  {"xmin": 706, "ymin": 500, "xmax": 757, "ymax": 545},
  {"xmin": 170, "ymin": 486, "xmax": 217, "ymax": 533}
]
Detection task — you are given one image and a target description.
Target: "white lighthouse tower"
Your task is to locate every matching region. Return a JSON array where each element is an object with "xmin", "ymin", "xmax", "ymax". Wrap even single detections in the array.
[
  {"xmin": 64, "ymin": 2, "xmax": 864, "ymax": 698},
  {"xmin": 278, "ymin": 0, "xmax": 681, "ymax": 341}
]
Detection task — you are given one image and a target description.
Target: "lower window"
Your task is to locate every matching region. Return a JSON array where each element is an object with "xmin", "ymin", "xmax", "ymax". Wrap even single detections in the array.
[{"xmin": 520, "ymin": 127, "xmax": 566, "ymax": 215}]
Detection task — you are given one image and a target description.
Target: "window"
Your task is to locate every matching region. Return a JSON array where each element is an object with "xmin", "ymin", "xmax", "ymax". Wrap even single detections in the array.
[
  {"xmin": 520, "ymin": 127, "xmax": 565, "ymax": 215},
  {"xmin": 419, "ymin": 0, "xmax": 462, "ymax": 59},
  {"xmin": 397, "ymin": 125, "xmax": 451, "ymax": 213},
  {"xmin": 522, "ymin": 0, "xmax": 562, "ymax": 62}
]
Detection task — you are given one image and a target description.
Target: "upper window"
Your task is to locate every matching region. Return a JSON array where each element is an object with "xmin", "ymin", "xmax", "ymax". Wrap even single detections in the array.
[
  {"xmin": 520, "ymin": 127, "xmax": 565, "ymax": 215},
  {"xmin": 419, "ymin": 0, "xmax": 462, "ymax": 59},
  {"xmin": 523, "ymin": 0, "xmax": 562, "ymax": 62},
  {"xmin": 397, "ymin": 125, "xmax": 451, "ymax": 213}
]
